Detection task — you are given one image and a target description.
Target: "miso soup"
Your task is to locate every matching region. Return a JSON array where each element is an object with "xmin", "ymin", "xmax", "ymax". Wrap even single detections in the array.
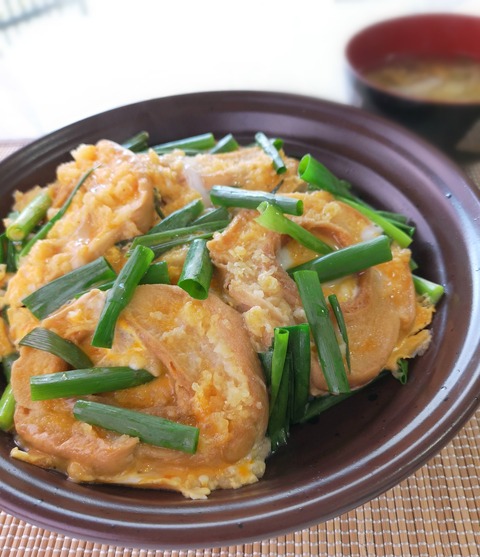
[{"xmin": 365, "ymin": 55, "xmax": 480, "ymax": 102}]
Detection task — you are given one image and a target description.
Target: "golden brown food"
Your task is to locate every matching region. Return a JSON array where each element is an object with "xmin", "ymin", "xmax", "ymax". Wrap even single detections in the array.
[
  {"xmin": 0, "ymin": 136, "xmax": 437, "ymax": 498},
  {"xmin": 11, "ymin": 286, "xmax": 269, "ymax": 499}
]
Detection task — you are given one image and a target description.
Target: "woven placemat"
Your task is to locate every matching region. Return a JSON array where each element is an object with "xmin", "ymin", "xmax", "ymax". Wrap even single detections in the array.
[{"xmin": 0, "ymin": 141, "xmax": 479, "ymax": 557}]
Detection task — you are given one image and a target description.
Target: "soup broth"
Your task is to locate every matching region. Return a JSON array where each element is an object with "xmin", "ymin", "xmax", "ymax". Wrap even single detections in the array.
[{"xmin": 365, "ymin": 55, "xmax": 480, "ymax": 102}]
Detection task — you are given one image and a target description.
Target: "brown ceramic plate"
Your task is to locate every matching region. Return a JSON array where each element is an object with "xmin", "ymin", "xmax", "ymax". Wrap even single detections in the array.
[{"xmin": 0, "ymin": 91, "xmax": 479, "ymax": 550}]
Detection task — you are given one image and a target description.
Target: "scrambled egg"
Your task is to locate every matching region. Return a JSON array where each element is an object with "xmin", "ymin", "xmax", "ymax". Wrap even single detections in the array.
[{"xmin": 0, "ymin": 138, "xmax": 435, "ymax": 498}]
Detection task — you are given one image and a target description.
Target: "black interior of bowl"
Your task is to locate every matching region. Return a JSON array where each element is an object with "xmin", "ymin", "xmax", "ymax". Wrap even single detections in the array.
[{"xmin": 0, "ymin": 91, "xmax": 479, "ymax": 550}]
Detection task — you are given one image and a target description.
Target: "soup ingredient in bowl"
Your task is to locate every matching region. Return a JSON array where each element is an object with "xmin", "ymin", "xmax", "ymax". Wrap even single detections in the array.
[
  {"xmin": 0, "ymin": 133, "xmax": 440, "ymax": 498},
  {"xmin": 364, "ymin": 54, "xmax": 480, "ymax": 102}
]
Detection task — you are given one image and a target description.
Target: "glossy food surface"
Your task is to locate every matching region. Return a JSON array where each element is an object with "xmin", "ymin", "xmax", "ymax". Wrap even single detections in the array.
[{"xmin": 0, "ymin": 91, "xmax": 479, "ymax": 550}]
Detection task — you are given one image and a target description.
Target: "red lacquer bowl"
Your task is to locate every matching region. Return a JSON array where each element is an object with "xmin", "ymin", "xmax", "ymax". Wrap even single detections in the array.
[{"xmin": 345, "ymin": 13, "xmax": 480, "ymax": 155}]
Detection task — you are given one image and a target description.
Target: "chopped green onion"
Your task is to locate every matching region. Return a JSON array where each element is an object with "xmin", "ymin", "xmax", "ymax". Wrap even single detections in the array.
[
  {"xmin": 1, "ymin": 353, "xmax": 19, "ymax": 382},
  {"xmin": 23, "ymin": 256, "xmax": 116, "ymax": 320},
  {"xmin": 191, "ymin": 206, "xmax": 230, "ymax": 226},
  {"xmin": 6, "ymin": 192, "xmax": 51, "ymax": 242},
  {"xmin": 269, "ymin": 328, "xmax": 290, "ymax": 412},
  {"xmin": 392, "ymin": 359, "xmax": 409, "ymax": 385},
  {"xmin": 153, "ymin": 189, "xmax": 165, "ymax": 219},
  {"xmin": 0, "ymin": 233, "xmax": 6, "ymax": 265},
  {"xmin": 130, "ymin": 221, "xmax": 229, "ymax": 256},
  {"xmin": 294, "ymin": 271, "xmax": 350, "ymax": 394},
  {"xmin": 209, "ymin": 133, "xmax": 239, "ymax": 154},
  {"xmin": 0, "ymin": 384, "xmax": 15, "ymax": 431},
  {"xmin": 152, "ymin": 133, "xmax": 216, "ymax": 155},
  {"xmin": 339, "ymin": 197, "xmax": 413, "ymax": 248},
  {"xmin": 19, "ymin": 166, "xmax": 97, "ymax": 259},
  {"xmin": 139, "ymin": 232, "xmax": 216, "ymax": 259},
  {"xmin": 299, "ymin": 370, "xmax": 389, "ymax": 423},
  {"xmin": 282, "ymin": 324, "xmax": 311, "ymax": 424},
  {"xmin": 255, "ymin": 131, "xmax": 286, "ymax": 174},
  {"xmin": 122, "ymin": 131, "xmax": 150, "ymax": 152},
  {"xmin": 268, "ymin": 351, "xmax": 291, "ymax": 452},
  {"xmin": 255, "ymin": 201, "xmax": 333, "ymax": 255},
  {"xmin": 258, "ymin": 350, "xmax": 273, "ymax": 386},
  {"xmin": 210, "ymin": 185, "xmax": 303, "ymax": 216},
  {"xmin": 148, "ymin": 198, "xmax": 204, "ymax": 234},
  {"xmin": 412, "ymin": 275, "xmax": 444, "ymax": 304},
  {"xmin": 140, "ymin": 261, "xmax": 170, "ymax": 285},
  {"xmin": 30, "ymin": 367, "xmax": 154, "ymax": 401},
  {"xmin": 328, "ymin": 294, "xmax": 351, "ymax": 373},
  {"xmin": 376, "ymin": 210, "xmax": 416, "ymax": 237},
  {"xmin": 299, "ymin": 391, "xmax": 355, "ymax": 423},
  {"xmin": 73, "ymin": 399, "xmax": 199, "ymax": 454},
  {"xmin": 298, "ymin": 154, "xmax": 354, "ymax": 200},
  {"xmin": 6, "ymin": 238, "xmax": 18, "ymax": 273},
  {"xmin": 376, "ymin": 210, "xmax": 409, "ymax": 224},
  {"xmin": 19, "ymin": 327, "xmax": 93, "ymax": 369},
  {"xmin": 178, "ymin": 239, "xmax": 213, "ymax": 300},
  {"xmin": 287, "ymin": 235, "xmax": 393, "ymax": 282},
  {"xmin": 91, "ymin": 245, "xmax": 154, "ymax": 349}
]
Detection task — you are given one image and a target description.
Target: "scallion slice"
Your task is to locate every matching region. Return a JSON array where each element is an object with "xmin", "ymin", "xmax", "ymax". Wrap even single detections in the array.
[
  {"xmin": 91, "ymin": 245, "xmax": 154, "ymax": 349},
  {"xmin": 19, "ymin": 166, "xmax": 97, "ymax": 259},
  {"xmin": 412, "ymin": 275, "xmax": 444, "ymax": 303},
  {"xmin": 210, "ymin": 185, "xmax": 303, "ymax": 216},
  {"xmin": 30, "ymin": 367, "xmax": 154, "ymax": 401},
  {"xmin": 287, "ymin": 235, "xmax": 393, "ymax": 282},
  {"xmin": 23, "ymin": 257, "xmax": 116, "ymax": 320},
  {"xmin": 6, "ymin": 192, "xmax": 52, "ymax": 242},
  {"xmin": 255, "ymin": 131, "xmax": 286, "ymax": 174},
  {"xmin": 255, "ymin": 201, "xmax": 333, "ymax": 254},
  {"xmin": 294, "ymin": 270, "xmax": 350, "ymax": 395},
  {"xmin": 140, "ymin": 261, "xmax": 170, "ymax": 285},
  {"xmin": 269, "ymin": 328, "xmax": 290, "ymax": 412},
  {"xmin": 152, "ymin": 133, "xmax": 216, "ymax": 155},
  {"xmin": 328, "ymin": 294, "xmax": 351, "ymax": 373},
  {"xmin": 392, "ymin": 359, "xmax": 409, "ymax": 384},
  {"xmin": 268, "ymin": 351, "xmax": 291, "ymax": 451},
  {"xmin": 299, "ymin": 391, "xmax": 354, "ymax": 423},
  {"xmin": 298, "ymin": 154, "xmax": 354, "ymax": 200},
  {"xmin": 122, "ymin": 131, "xmax": 150, "ymax": 152},
  {"xmin": 131, "ymin": 221, "xmax": 228, "ymax": 253},
  {"xmin": 209, "ymin": 133, "xmax": 239, "ymax": 154},
  {"xmin": 147, "ymin": 198, "xmax": 204, "ymax": 234},
  {"xmin": 19, "ymin": 327, "xmax": 93, "ymax": 369},
  {"xmin": 177, "ymin": 239, "xmax": 213, "ymax": 300},
  {"xmin": 282, "ymin": 324, "xmax": 311, "ymax": 424},
  {"xmin": 191, "ymin": 206, "xmax": 230, "ymax": 226},
  {"xmin": 0, "ymin": 384, "xmax": 15, "ymax": 431},
  {"xmin": 339, "ymin": 197, "xmax": 412, "ymax": 248},
  {"xmin": 73, "ymin": 399, "xmax": 199, "ymax": 453}
]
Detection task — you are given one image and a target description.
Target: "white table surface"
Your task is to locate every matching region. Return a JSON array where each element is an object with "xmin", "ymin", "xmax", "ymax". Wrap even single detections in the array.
[{"xmin": 1, "ymin": 0, "xmax": 479, "ymax": 140}]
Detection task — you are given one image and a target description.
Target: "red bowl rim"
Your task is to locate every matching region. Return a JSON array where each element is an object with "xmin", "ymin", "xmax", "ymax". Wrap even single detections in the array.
[{"xmin": 345, "ymin": 12, "xmax": 480, "ymax": 107}]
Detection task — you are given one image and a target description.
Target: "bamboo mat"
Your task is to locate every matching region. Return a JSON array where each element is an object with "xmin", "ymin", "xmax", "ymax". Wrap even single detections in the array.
[{"xmin": 0, "ymin": 140, "xmax": 479, "ymax": 557}]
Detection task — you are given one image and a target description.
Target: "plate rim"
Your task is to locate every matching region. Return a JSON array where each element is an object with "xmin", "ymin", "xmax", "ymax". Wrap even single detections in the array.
[{"xmin": 0, "ymin": 90, "xmax": 479, "ymax": 550}]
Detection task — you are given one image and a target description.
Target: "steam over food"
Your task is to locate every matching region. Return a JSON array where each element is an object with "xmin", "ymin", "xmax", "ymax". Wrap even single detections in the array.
[{"xmin": 0, "ymin": 134, "xmax": 437, "ymax": 498}]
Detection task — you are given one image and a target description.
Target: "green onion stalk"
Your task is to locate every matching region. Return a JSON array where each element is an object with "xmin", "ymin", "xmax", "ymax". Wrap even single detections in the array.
[
  {"xmin": 255, "ymin": 131, "xmax": 286, "ymax": 174},
  {"xmin": 23, "ymin": 256, "xmax": 116, "ymax": 320},
  {"xmin": 30, "ymin": 367, "xmax": 155, "ymax": 401},
  {"xmin": 74, "ymin": 400, "xmax": 199, "ymax": 453},
  {"xmin": 6, "ymin": 192, "xmax": 51, "ymax": 242},
  {"xmin": 255, "ymin": 201, "xmax": 332, "ymax": 255},
  {"xmin": 19, "ymin": 166, "xmax": 97, "ymax": 259},
  {"xmin": 210, "ymin": 185, "xmax": 303, "ymax": 216},
  {"xmin": 177, "ymin": 239, "xmax": 213, "ymax": 300},
  {"xmin": 91, "ymin": 245, "xmax": 154, "ymax": 349},
  {"xmin": 294, "ymin": 270, "xmax": 350, "ymax": 395}
]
